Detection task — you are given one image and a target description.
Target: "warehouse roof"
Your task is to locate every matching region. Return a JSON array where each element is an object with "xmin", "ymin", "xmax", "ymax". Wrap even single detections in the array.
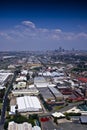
[
  {"xmin": 0, "ymin": 72, "xmax": 13, "ymax": 84},
  {"xmin": 16, "ymin": 96, "xmax": 42, "ymax": 112},
  {"xmin": 52, "ymin": 112, "xmax": 65, "ymax": 118},
  {"xmin": 48, "ymin": 86, "xmax": 63, "ymax": 97},
  {"xmin": 8, "ymin": 122, "xmax": 41, "ymax": 130}
]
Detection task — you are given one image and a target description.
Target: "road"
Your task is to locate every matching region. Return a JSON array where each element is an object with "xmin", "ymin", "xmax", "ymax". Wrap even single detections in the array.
[
  {"xmin": 59, "ymin": 101, "xmax": 83, "ymax": 113},
  {"xmin": 39, "ymin": 101, "xmax": 83, "ymax": 118}
]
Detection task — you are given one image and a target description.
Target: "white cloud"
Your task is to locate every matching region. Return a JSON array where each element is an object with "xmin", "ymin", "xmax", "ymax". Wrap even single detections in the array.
[
  {"xmin": 53, "ymin": 29, "xmax": 62, "ymax": 33},
  {"xmin": 0, "ymin": 32, "xmax": 12, "ymax": 40},
  {"xmin": 76, "ymin": 32, "xmax": 87, "ymax": 39},
  {"xmin": 1, "ymin": 21, "xmax": 87, "ymax": 41},
  {"xmin": 22, "ymin": 21, "xmax": 36, "ymax": 28}
]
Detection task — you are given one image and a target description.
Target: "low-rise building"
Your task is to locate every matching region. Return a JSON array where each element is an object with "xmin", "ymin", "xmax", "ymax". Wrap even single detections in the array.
[
  {"xmin": 0, "ymin": 72, "xmax": 13, "ymax": 85},
  {"xmin": 48, "ymin": 86, "xmax": 64, "ymax": 101},
  {"xmin": 13, "ymin": 82, "xmax": 26, "ymax": 89},
  {"xmin": 16, "ymin": 76, "xmax": 27, "ymax": 82},
  {"xmin": 8, "ymin": 121, "xmax": 41, "ymax": 130},
  {"xmin": 10, "ymin": 96, "xmax": 42, "ymax": 113},
  {"xmin": 12, "ymin": 88, "xmax": 39, "ymax": 96},
  {"xmin": 34, "ymin": 77, "xmax": 49, "ymax": 88},
  {"xmin": 38, "ymin": 87, "xmax": 55, "ymax": 103}
]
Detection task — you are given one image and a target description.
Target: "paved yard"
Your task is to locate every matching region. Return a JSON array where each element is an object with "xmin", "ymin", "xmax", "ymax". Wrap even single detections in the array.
[
  {"xmin": 40, "ymin": 116, "xmax": 59, "ymax": 130},
  {"xmin": 40, "ymin": 116, "xmax": 87, "ymax": 130},
  {"xmin": 58, "ymin": 119, "xmax": 87, "ymax": 130},
  {"xmin": 10, "ymin": 97, "xmax": 16, "ymax": 106}
]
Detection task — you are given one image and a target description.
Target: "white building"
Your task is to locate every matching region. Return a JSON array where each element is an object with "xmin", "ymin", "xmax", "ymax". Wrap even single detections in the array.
[
  {"xmin": 34, "ymin": 77, "xmax": 49, "ymax": 88},
  {"xmin": 13, "ymin": 82, "xmax": 26, "ymax": 89},
  {"xmin": 0, "ymin": 72, "xmax": 13, "ymax": 84},
  {"xmin": 16, "ymin": 76, "xmax": 27, "ymax": 82},
  {"xmin": 12, "ymin": 88, "xmax": 39, "ymax": 97},
  {"xmin": 11, "ymin": 96, "xmax": 42, "ymax": 113},
  {"xmin": 21, "ymin": 70, "xmax": 28, "ymax": 75},
  {"xmin": 12, "ymin": 84, "xmax": 39, "ymax": 96},
  {"xmin": 8, "ymin": 121, "xmax": 41, "ymax": 130}
]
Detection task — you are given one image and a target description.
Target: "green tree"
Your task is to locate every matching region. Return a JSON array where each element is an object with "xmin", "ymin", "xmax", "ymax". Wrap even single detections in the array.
[{"xmin": 54, "ymin": 117, "xmax": 58, "ymax": 125}]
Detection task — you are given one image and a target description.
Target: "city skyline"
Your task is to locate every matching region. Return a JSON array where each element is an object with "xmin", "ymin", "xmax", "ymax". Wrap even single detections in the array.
[{"xmin": 0, "ymin": 0, "xmax": 87, "ymax": 51}]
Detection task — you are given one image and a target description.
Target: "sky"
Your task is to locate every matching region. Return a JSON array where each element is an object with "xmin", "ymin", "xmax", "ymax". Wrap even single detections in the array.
[{"xmin": 0, "ymin": 0, "xmax": 87, "ymax": 51}]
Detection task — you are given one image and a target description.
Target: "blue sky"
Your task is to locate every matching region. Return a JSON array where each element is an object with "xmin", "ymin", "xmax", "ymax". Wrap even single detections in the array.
[{"xmin": 0, "ymin": 0, "xmax": 87, "ymax": 51}]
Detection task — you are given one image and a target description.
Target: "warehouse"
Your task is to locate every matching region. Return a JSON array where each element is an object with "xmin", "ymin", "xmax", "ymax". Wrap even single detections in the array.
[
  {"xmin": 13, "ymin": 81, "xmax": 26, "ymax": 89},
  {"xmin": 38, "ymin": 87, "xmax": 55, "ymax": 103},
  {"xmin": 16, "ymin": 96, "xmax": 42, "ymax": 112},
  {"xmin": 8, "ymin": 121, "xmax": 41, "ymax": 130},
  {"xmin": 16, "ymin": 76, "xmax": 27, "ymax": 82},
  {"xmin": 12, "ymin": 88, "xmax": 39, "ymax": 96},
  {"xmin": 34, "ymin": 77, "xmax": 49, "ymax": 88},
  {"xmin": 0, "ymin": 72, "xmax": 13, "ymax": 84},
  {"xmin": 48, "ymin": 86, "xmax": 64, "ymax": 101}
]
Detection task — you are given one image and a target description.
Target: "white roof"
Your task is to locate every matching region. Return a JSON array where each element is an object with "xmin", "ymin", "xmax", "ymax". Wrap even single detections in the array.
[
  {"xmin": 53, "ymin": 77, "xmax": 65, "ymax": 83},
  {"xmin": 0, "ymin": 72, "xmax": 13, "ymax": 83},
  {"xmin": 34, "ymin": 77, "xmax": 49, "ymax": 88},
  {"xmin": 34, "ymin": 77, "xmax": 47, "ymax": 83},
  {"xmin": 48, "ymin": 84, "xmax": 56, "ymax": 87},
  {"xmin": 13, "ymin": 82, "xmax": 26, "ymax": 89},
  {"xmin": 43, "ymin": 71, "xmax": 51, "ymax": 76},
  {"xmin": 10, "ymin": 105, "xmax": 16, "ymax": 114},
  {"xmin": 48, "ymin": 86, "xmax": 63, "ymax": 96},
  {"xmin": 17, "ymin": 97, "xmax": 25, "ymax": 110},
  {"xmin": 51, "ymin": 71, "xmax": 64, "ymax": 77},
  {"xmin": 35, "ymin": 83, "xmax": 49, "ymax": 88},
  {"xmin": 29, "ymin": 84, "xmax": 35, "ymax": 88},
  {"xmin": 12, "ymin": 89, "xmax": 39, "ymax": 95},
  {"xmin": 8, "ymin": 122, "xmax": 41, "ymax": 130},
  {"xmin": 21, "ymin": 70, "xmax": 28, "ymax": 75},
  {"xmin": 8, "ymin": 122, "xmax": 32, "ymax": 130},
  {"xmin": 66, "ymin": 107, "xmax": 80, "ymax": 113},
  {"xmin": 32, "ymin": 126, "xmax": 41, "ymax": 130},
  {"xmin": 52, "ymin": 112, "xmax": 65, "ymax": 118},
  {"xmin": 0, "ymin": 85, "xmax": 5, "ymax": 89},
  {"xmin": 16, "ymin": 76, "xmax": 27, "ymax": 82},
  {"xmin": 41, "ymin": 71, "xmax": 64, "ymax": 77},
  {"xmin": 16, "ymin": 96, "xmax": 42, "ymax": 112}
]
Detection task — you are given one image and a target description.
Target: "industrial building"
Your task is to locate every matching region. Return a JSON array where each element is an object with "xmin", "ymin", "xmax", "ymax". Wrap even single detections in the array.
[
  {"xmin": 58, "ymin": 87, "xmax": 72, "ymax": 95},
  {"xmin": 38, "ymin": 71, "xmax": 64, "ymax": 77},
  {"xmin": 34, "ymin": 77, "xmax": 49, "ymax": 88},
  {"xmin": 8, "ymin": 121, "xmax": 41, "ymax": 130},
  {"xmin": 16, "ymin": 96, "xmax": 42, "ymax": 112},
  {"xmin": 12, "ymin": 88, "xmax": 39, "ymax": 96},
  {"xmin": 0, "ymin": 72, "xmax": 13, "ymax": 85},
  {"xmin": 68, "ymin": 92, "xmax": 84, "ymax": 102},
  {"xmin": 38, "ymin": 87, "xmax": 55, "ymax": 103},
  {"xmin": 48, "ymin": 86, "xmax": 64, "ymax": 101},
  {"xmin": 21, "ymin": 70, "xmax": 28, "ymax": 75},
  {"xmin": 13, "ymin": 81, "xmax": 27, "ymax": 89},
  {"xmin": 12, "ymin": 84, "xmax": 39, "ymax": 96},
  {"xmin": 52, "ymin": 112, "xmax": 65, "ymax": 118},
  {"xmin": 16, "ymin": 76, "xmax": 27, "ymax": 82}
]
